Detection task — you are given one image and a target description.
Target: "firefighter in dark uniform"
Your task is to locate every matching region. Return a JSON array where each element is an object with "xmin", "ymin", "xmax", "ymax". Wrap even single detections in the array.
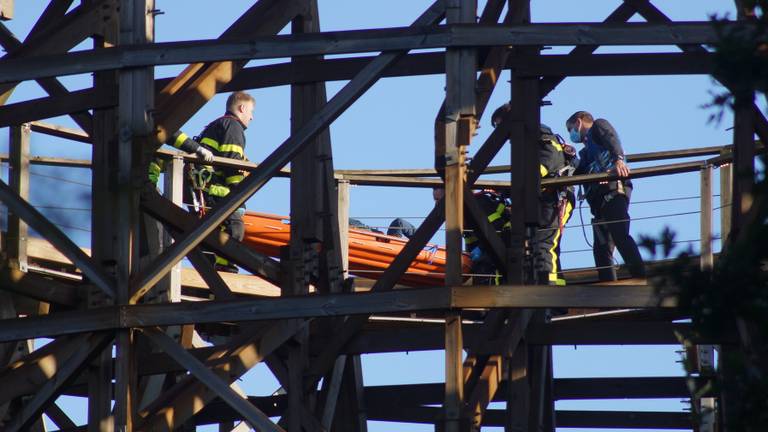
[
  {"xmin": 491, "ymin": 103, "xmax": 576, "ymax": 286},
  {"xmin": 193, "ymin": 91, "xmax": 254, "ymax": 272},
  {"xmin": 432, "ymin": 187, "xmax": 511, "ymax": 286},
  {"xmin": 153, "ymin": 91, "xmax": 255, "ymax": 272},
  {"xmin": 535, "ymin": 124, "xmax": 576, "ymax": 285}
]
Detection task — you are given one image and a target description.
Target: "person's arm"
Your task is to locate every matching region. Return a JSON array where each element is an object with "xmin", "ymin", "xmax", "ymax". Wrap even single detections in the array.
[
  {"xmin": 591, "ymin": 119, "xmax": 629, "ymax": 177},
  {"xmin": 572, "ymin": 148, "xmax": 587, "ymax": 175},
  {"xmin": 167, "ymin": 131, "xmax": 214, "ymax": 162}
]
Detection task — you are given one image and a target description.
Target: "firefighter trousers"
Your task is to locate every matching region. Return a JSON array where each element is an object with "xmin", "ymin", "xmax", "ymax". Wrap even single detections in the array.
[{"xmin": 534, "ymin": 191, "xmax": 573, "ymax": 285}]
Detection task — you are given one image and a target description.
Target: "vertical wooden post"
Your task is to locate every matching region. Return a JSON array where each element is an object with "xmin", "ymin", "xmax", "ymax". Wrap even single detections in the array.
[
  {"xmin": 162, "ymin": 155, "xmax": 184, "ymax": 302},
  {"xmin": 719, "ymin": 155, "xmax": 732, "ymax": 246},
  {"xmin": 700, "ymin": 165, "xmax": 713, "ymax": 271},
  {"xmin": 444, "ymin": 0, "xmax": 476, "ymax": 430},
  {"xmin": 7, "ymin": 123, "xmax": 30, "ymax": 272},
  {"xmin": 506, "ymin": 340, "xmax": 529, "ymax": 432},
  {"xmin": 113, "ymin": 1, "xmax": 154, "ymax": 430},
  {"xmin": 505, "ymin": 1, "xmax": 537, "ymax": 429},
  {"xmin": 87, "ymin": 0, "xmax": 119, "ymax": 429},
  {"xmin": 337, "ymin": 179, "xmax": 350, "ymax": 282},
  {"xmin": 730, "ymin": 93, "xmax": 755, "ymax": 237}
]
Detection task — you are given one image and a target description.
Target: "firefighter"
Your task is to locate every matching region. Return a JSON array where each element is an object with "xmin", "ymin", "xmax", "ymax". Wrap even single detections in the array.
[
  {"xmin": 191, "ymin": 91, "xmax": 254, "ymax": 272},
  {"xmin": 491, "ymin": 103, "xmax": 576, "ymax": 285},
  {"xmin": 433, "ymin": 187, "xmax": 511, "ymax": 286}
]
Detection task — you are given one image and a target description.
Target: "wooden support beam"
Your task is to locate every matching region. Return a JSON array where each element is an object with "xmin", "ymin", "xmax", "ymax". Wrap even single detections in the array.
[
  {"xmin": 0, "ymin": 24, "xmax": 93, "ymax": 134},
  {"xmin": 140, "ymin": 188, "xmax": 283, "ymax": 284},
  {"xmin": 0, "ymin": 179, "xmax": 114, "ymax": 297},
  {"xmin": 141, "ymin": 327, "xmax": 285, "ymax": 432},
  {"xmin": 701, "ymin": 164, "xmax": 714, "ymax": 270},
  {"xmin": 44, "ymin": 402, "xmax": 77, "ymax": 430},
  {"xmin": 3, "ymin": 332, "xmax": 112, "ymax": 432},
  {"xmin": 539, "ymin": 1, "xmax": 637, "ymax": 98},
  {"xmin": 154, "ymin": 0, "xmax": 308, "ymax": 144},
  {"xmin": 443, "ymin": 1, "xmax": 476, "ymax": 430},
  {"xmin": 0, "ymin": 284, "xmax": 677, "ymax": 343},
  {"xmin": 0, "ymin": 21, "xmax": 741, "ymax": 83},
  {"xmin": 0, "ymin": 266, "xmax": 79, "ymax": 306},
  {"xmin": 138, "ymin": 319, "xmax": 306, "ymax": 430},
  {"xmin": 0, "ymin": 0, "xmax": 117, "ymax": 104},
  {"xmin": 730, "ymin": 93, "xmax": 755, "ymax": 236},
  {"xmin": 0, "ymin": 50, "xmax": 717, "ymax": 127},
  {"xmin": 7, "ymin": 123, "xmax": 30, "ymax": 272}
]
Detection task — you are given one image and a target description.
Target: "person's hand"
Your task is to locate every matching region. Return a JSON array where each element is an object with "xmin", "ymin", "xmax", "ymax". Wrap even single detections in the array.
[
  {"xmin": 614, "ymin": 159, "xmax": 630, "ymax": 177},
  {"xmin": 196, "ymin": 146, "xmax": 214, "ymax": 163}
]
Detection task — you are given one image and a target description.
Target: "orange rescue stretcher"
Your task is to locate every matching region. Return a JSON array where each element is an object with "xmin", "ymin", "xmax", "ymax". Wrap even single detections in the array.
[{"xmin": 241, "ymin": 211, "xmax": 471, "ymax": 286}]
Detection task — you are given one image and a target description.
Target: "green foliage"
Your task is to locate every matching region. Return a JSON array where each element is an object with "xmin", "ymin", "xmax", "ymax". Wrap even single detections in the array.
[
  {"xmin": 640, "ymin": 158, "xmax": 768, "ymax": 430},
  {"xmin": 703, "ymin": 1, "xmax": 768, "ymax": 124}
]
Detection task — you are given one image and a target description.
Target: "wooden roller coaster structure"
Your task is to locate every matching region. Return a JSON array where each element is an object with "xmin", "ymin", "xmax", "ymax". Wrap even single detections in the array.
[{"xmin": 0, "ymin": 0, "xmax": 764, "ymax": 431}]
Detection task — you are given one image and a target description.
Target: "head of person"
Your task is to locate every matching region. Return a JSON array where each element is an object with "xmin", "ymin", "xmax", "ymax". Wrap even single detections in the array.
[
  {"xmin": 491, "ymin": 103, "xmax": 512, "ymax": 128},
  {"xmin": 226, "ymin": 91, "xmax": 255, "ymax": 128},
  {"xmin": 432, "ymin": 187, "xmax": 445, "ymax": 202},
  {"xmin": 565, "ymin": 111, "xmax": 594, "ymax": 144}
]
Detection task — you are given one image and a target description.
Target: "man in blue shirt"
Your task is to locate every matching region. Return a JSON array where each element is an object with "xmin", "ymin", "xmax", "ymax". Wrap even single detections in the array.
[{"xmin": 566, "ymin": 111, "xmax": 645, "ymax": 281}]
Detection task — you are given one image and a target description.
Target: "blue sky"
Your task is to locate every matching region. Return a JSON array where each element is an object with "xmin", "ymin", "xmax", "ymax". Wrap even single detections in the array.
[{"xmin": 2, "ymin": 1, "xmax": 761, "ymax": 431}]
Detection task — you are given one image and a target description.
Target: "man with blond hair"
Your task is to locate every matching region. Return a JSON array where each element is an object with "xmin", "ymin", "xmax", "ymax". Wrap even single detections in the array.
[{"xmin": 165, "ymin": 91, "xmax": 255, "ymax": 272}]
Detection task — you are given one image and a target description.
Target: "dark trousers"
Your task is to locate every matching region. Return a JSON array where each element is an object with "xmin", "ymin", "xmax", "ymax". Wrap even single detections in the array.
[
  {"xmin": 591, "ymin": 194, "xmax": 645, "ymax": 281},
  {"xmin": 534, "ymin": 192, "xmax": 573, "ymax": 285}
]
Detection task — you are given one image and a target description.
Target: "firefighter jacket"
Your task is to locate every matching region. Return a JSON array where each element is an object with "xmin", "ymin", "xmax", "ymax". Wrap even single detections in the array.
[
  {"xmin": 463, "ymin": 190, "xmax": 512, "ymax": 252},
  {"xmin": 197, "ymin": 113, "xmax": 247, "ymax": 199},
  {"xmin": 148, "ymin": 131, "xmax": 203, "ymax": 185},
  {"xmin": 538, "ymin": 124, "xmax": 571, "ymax": 182}
]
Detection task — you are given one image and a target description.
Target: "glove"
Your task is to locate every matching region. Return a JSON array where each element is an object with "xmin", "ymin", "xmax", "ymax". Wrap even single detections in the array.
[
  {"xmin": 195, "ymin": 146, "xmax": 214, "ymax": 163},
  {"xmin": 470, "ymin": 246, "xmax": 483, "ymax": 262}
]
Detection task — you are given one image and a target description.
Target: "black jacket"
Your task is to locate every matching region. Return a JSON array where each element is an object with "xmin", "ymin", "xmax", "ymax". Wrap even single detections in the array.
[{"xmin": 198, "ymin": 113, "xmax": 248, "ymax": 198}]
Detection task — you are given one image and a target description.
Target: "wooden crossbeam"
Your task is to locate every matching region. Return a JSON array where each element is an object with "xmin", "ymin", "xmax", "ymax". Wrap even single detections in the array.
[
  {"xmin": 140, "ymin": 327, "xmax": 284, "ymax": 432},
  {"xmin": 3, "ymin": 332, "xmax": 112, "ymax": 432},
  {"xmin": 138, "ymin": 319, "xmax": 306, "ymax": 430},
  {"xmin": 539, "ymin": 1, "xmax": 637, "ymax": 98},
  {"xmin": 0, "ymin": 284, "xmax": 678, "ymax": 343},
  {"xmin": 0, "ymin": 23, "xmax": 93, "ymax": 133},
  {"xmin": 0, "ymin": 179, "xmax": 114, "ymax": 297},
  {"xmin": 140, "ymin": 188, "xmax": 282, "ymax": 285},
  {"xmin": 0, "ymin": 21, "xmax": 741, "ymax": 83},
  {"xmin": 0, "ymin": 0, "xmax": 115, "ymax": 103},
  {"xmin": 0, "ymin": 51, "xmax": 717, "ymax": 127},
  {"xmin": 153, "ymin": 0, "xmax": 308, "ymax": 144}
]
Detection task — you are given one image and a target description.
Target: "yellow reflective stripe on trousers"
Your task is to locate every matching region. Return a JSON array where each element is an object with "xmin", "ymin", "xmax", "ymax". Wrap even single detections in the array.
[
  {"xmin": 540, "ymin": 164, "xmax": 548, "ymax": 177},
  {"xmin": 487, "ymin": 203, "xmax": 505, "ymax": 223},
  {"xmin": 225, "ymin": 174, "xmax": 244, "ymax": 185},
  {"xmin": 200, "ymin": 137, "xmax": 220, "ymax": 151},
  {"xmin": 548, "ymin": 200, "xmax": 573, "ymax": 286},
  {"xmin": 207, "ymin": 184, "xmax": 230, "ymax": 197},
  {"xmin": 173, "ymin": 132, "xmax": 188, "ymax": 149},
  {"xmin": 218, "ymin": 144, "xmax": 244, "ymax": 157}
]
